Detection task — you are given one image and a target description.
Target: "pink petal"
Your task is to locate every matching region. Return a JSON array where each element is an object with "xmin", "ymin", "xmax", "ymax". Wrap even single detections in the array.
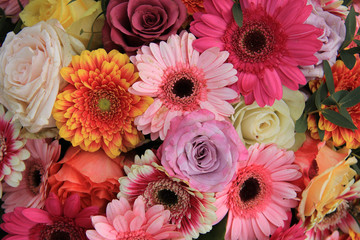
[
  {"xmin": 192, "ymin": 37, "xmax": 225, "ymax": 53},
  {"xmin": 22, "ymin": 209, "xmax": 52, "ymax": 223}
]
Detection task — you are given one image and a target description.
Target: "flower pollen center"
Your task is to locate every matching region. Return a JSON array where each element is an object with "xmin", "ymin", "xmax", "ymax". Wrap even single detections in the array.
[
  {"xmin": 26, "ymin": 161, "xmax": 44, "ymax": 195},
  {"xmin": 0, "ymin": 135, "xmax": 6, "ymax": 160},
  {"xmin": 157, "ymin": 189, "xmax": 178, "ymax": 206},
  {"xmin": 172, "ymin": 78, "xmax": 194, "ymax": 98},
  {"xmin": 98, "ymin": 98, "xmax": 111, "ymax": 111},
  {"xmin": 40, "ymin": 219, "xmax": 87, "ymax": 240},
  {"xmin": 159, "ymin": 65, "xmax": 206, "ymax": 111},
  {"xmin": 118, "ymin": 229, "xmax": 149, "ymax": 240},
  {"xmin": 50, "ymin": 231, "xmax": 70, "ymax": 240},
  {"xmin": 227, "ymin": 165, "xmax": 272, "ymax": 217},
  {"xmin": 240, "ymin": 177, "xmax": 260, "ymax": 202},
  {"xmin": 243, "ymin": 30, "xmax": 267, "ymax": 53},
  {"xmin": 143, "ymin": 178, "xmax": 191, "ymax": 224}
]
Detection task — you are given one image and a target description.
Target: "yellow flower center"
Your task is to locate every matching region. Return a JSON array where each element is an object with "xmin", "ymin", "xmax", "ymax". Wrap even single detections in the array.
[{"xmin": 98, "ymin": 98, "xmax": 111, "ymax": 111}]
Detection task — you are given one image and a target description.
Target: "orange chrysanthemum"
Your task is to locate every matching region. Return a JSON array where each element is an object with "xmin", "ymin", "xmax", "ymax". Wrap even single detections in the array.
[
  {"xmin": 308, "ymin": 60, "xmax": 360, "ymax": 148},
  {"xmin": 181, "ymin": 0, "xmax": 205, "ymax": 14},
  {"xmin": 52, "ymin": 49, "xmax": 153, "ymax": 158}
]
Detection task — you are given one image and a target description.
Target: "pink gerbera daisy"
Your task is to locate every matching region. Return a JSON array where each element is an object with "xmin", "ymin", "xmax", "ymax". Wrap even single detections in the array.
[
  {"xmin": 118, "ymin": 150, "xmax": 217, "ymax": 239},
  {"xmin": 190, "ymin": 0, "xmax": 323, "ymax": 107},
  {"xmin": 129, "ymin": 31, "xmax": 238, "ymax": 140},
  {"xmin": 0, "ymin": 193, "xmax": 99, "ymax": 239},
  {"xmin": 215, "ymin": 143, "xmax": 302, "ymax": 240},
  {"xmin": 0, "ymin": 104, "xmax": 30, "ymax": 198},
  {"xmin": 86, "ymin": 196, "xmax": 182, "ymax": 240},
  {"xmin": 2, "ymin": 139, "xmax": 61, "ymax": 213}
]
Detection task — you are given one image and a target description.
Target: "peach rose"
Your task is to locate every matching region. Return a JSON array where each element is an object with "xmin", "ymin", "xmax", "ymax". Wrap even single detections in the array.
[
  {"xmin": 298, "ymin": 156, "xmax": 358, "ymax": 226},
  {"xmin": 48, "ymin": 146, "xmax": 126, "ymax": 213},
  {"xmin": 0, "ymin": 19, "xmax": 85, "ymax": 134}
]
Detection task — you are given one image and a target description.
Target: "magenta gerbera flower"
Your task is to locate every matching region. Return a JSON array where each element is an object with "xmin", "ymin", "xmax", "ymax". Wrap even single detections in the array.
[
  {"xmin": 129, "ymin": 31, "xmax": 238, "ymax": 140},
  {"xmin": 118, "ymin": 150, "xmax": 217, "ymax": 239},
  {"xmin": 190, "ymin": 0, "xmax": 323, "ymax": 106},
  {"xmin": 2, "ymin": 139, "xmax": 61, "ymax": 213},
  {"xmin": 0, "ymin": 104, "xmax": 30, "ymax": 198},
  {"xmin": 86, "ymin": 196, "xmax": 182, "ymax": 240},
  {"xmin": 215, "ymin": 143, "xmax": 302, "ymax": 240},
  {"xmin": 1, "ymin": 193, "xmax": 99, "ymax": 239}
]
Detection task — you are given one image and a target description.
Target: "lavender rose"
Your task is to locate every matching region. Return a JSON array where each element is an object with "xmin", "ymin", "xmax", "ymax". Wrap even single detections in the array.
[
  {"xmin": 158, "ymin": 110, "xmax": 248, "ymax": 193},
  {"xmin": 300, "ymin": 0, "xmax": 345, "ymax": 81},
  {"xmin": 102, "ymin": 0, "xmax": 187, "ymax": 53}
]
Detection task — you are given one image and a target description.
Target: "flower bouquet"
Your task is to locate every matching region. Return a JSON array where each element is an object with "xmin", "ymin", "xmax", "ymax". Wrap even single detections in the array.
[{"xmin": 0, "ymin": 0, "xmax": 359, "ymax": 239}]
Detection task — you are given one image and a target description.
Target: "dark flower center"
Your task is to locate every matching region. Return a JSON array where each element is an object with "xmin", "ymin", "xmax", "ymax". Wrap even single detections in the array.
[
  {"xmin": 243, "ymin": 30, "xmax": 267, "ymax": 53},
  {"xmin": 172, "ymin": 78, "xmax": 194, "ymax": 98},
  {"xmin": 50, "ymin": 231, "xmax": 71, "ymax": 240},
  {"xmin": 40, "ymin": 220, "xmax": 87, "ymax": 240},
  {"xmin": 157, "ymin": 189, "xmax": 178, "ymax": 206},
  {"xmin": 159, "ymin": 66, "xmax": 206, "ymax": 112},
  {"xmin": 143, "ymin": 178, "xmax": 191, "ymax": 220},
  {"xmin": 240, "ymin": 177, "xmax": 260, "ymax": 202},
  {"xmin": 26, "ymin": 161, "xmax": 44, "ymax": 195}
]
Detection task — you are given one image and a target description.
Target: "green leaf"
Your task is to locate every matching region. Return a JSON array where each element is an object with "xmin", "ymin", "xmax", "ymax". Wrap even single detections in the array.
[
  {"xmin": 315, "ymin": 83, "xmax": 328, "ymax": 109},
  {"xmin": 318, "ymin": 128, "xmax": 325, "ymax": 141},
  {"xmin": 67, "ymin": 0, "xmax": 77, "ymax": 5},
  {"xmin": 101, "ymin": 0, "xmax": 109, "ymax": 13},
  {"xmin": 13, "ymin": 18, "xmax": 23, "ymax": 34},
  {"xmin": 198, "ymin": 215, "xmax": 227, "ymax": 240},
  {"xmin": 322, "ymin": 90, "xmax": 348, "ymax": 106},
  {"xmin": 343, "ymin": 46, "xmax": 360, "ymax": 54},
  {"xmin": 351, "ymin": 163, "xmax": 360, "ymax": 175},
  {"xmin": 339, "ymin": 86, "xmax": 360, "ymax": 108},
  {"xmin": 304, "ymin": 93, "xmax": 317, "ymax": 113},
  {"xmin": 338, "ymin": 106, "xmax": 353, "ymax": 121},
  {"xmin": 323, "ymin": 60, "xmax": 335, "ymax": 94},
  {"xmin": 0, "ymin": 8, "xmax": 6, "ymax": 33},
  {"xmin": 340, "ymin": 50, "xmax": 356, "ymax": 69},
  {"xmin": 232, "ymin": 2, "xmax": 243, "ymax": 28},
  {"xmin": 343, "ymin": 0, "xmax": 353, "ymax": 6},
  {"xmin": 322, "ymin": 109, "xmax": 357, "ymax": 130},
  {"xmin": 17, "ymin": 0, "xmax": 24, "ymax": 10},
  {"xmin": 79, "ymin": 28, "xmax": 84, "ymax": 35},
  {"xmin": 295, "ymin": 113, "xmax": 308, "ymax": 133},
  {"xmin": 354, "ymin": 39, "xmax": 360, "ymax": 46},
  {"xmin": 341, "ymin": 6, "xmax": 357, "ymax": 50}
]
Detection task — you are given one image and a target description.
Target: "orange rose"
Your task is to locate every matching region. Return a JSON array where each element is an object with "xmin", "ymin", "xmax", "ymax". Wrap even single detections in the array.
[{"xmin": 48, "ymin": 146, "xmax": 126, "ymax": 213}]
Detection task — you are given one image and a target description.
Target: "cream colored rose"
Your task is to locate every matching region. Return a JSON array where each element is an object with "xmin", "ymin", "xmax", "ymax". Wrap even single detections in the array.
[
  {"xmin": 231, "ymin": 87, "xmax": 305, "ymax": 149},
  {"xmin": 0, "ymin": 19, "xmax": 85, "ymax": 133},
  {"xmin": 19, "ymin": 0, "xmax": 104, "ymax": 49}
]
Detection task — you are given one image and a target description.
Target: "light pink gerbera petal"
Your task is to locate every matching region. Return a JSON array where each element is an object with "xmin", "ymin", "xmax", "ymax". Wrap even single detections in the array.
[
  {"xmin": 87, "ymin": 196, "xmax": 182, "ymax": 240},
  {"xmin": 215, "ymin": 143, "xmax": 302, "ymax": 240},
  {"xmin": 190, "ymin": 0, "xmax": 322, "ymax": 106},
  {"xmin": 118, "ymin": 150, "xmax": 217, "ymax": 239},
  {"xmin": 2, "ymin": 139, "xmax": 61, "ymax": 213},
  {"xmin": 129, "ymin": 30, "xmax": 237, "ymax": 140}
]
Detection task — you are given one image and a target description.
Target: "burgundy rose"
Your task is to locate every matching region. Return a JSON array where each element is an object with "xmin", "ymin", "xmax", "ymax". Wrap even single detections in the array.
[{"xmin": 103, "ymin": 0, "xmax": 187, "ymax": 53}]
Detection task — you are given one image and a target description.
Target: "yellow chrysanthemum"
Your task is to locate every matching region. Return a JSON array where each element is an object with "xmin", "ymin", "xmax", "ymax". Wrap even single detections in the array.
[{"xmin": 52, "ymin": 49, "xmax": 153, "ymax": 158}]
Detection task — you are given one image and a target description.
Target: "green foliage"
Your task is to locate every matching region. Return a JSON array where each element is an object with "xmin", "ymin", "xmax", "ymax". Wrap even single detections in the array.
[
  {"xmin": 340, "ymin": 6, "xmax": 357, "ymax": 50},
  {"xmin": 295, "ymin": 62, "xmax": 360, "ymax": 134},
  {"xmin": 232, "ymin": 1, "xmax": 243, "ymax": 28},
  {"xmin": 198, "ymin": 215, "xmax": 227, "ymax": 240}
]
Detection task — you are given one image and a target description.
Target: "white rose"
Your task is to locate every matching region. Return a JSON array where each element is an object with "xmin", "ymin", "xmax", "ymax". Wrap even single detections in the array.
[
  {"xmin": 0, "ymin": 19, "xmax": 85, "ymax": 133},
  {"xmin": 231, "ymin": 87, "xmax": 305, "ymax": 149}
]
